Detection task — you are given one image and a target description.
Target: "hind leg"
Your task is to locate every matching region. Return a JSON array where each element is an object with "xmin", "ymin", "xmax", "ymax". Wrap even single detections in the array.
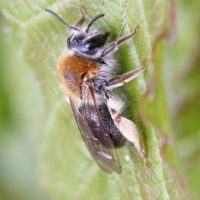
[{"xmin": 107, "ymin": 97, "xmax": 149, "ymax": 167}]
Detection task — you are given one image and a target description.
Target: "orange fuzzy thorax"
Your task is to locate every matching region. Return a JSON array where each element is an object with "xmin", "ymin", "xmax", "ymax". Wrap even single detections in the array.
[{"xmin": 58, "ymin": 52, "xmax": 99, "ymax": 101}]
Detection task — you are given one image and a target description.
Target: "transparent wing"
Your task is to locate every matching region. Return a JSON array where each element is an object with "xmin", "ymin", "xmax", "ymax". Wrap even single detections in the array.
[{"xmin": 70, "ymin": 82, "xmax": 122, "ymax": 174}]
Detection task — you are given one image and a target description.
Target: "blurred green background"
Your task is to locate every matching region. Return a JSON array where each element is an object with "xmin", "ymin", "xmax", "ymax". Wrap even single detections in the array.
[
  {"xmin": 0, "ymin": 0, "xmax": 200, "ymax": 199},
  {"xmin": 0, "ymin": 15, "xmax": 47, "ymax": 200}
]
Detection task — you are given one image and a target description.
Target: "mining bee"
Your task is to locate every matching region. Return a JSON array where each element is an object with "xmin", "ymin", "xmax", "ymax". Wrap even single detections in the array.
[{"xmin": 45, "ymin": 8, "xmax": 149, "ymax": 174}]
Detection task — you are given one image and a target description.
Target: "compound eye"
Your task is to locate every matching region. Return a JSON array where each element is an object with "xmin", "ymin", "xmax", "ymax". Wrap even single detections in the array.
[{"xmin": 73, "ymin": 39, "xmax": 78, "ymax": 44}]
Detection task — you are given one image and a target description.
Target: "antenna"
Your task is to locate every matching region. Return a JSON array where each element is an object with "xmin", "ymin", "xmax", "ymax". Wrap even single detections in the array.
[
  {"xmin": 45, "ymin": 9, "xmax": 80, "ymax": 31},
  {"xmin": 86, "ymin": 14, "xmax": 104, "ymax": 32}
]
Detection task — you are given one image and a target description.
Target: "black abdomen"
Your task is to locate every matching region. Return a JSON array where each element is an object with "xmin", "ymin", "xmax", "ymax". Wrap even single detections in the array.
[{"xmin": 99, "ymin": 104, "xmax": 126, "ymax": 148}]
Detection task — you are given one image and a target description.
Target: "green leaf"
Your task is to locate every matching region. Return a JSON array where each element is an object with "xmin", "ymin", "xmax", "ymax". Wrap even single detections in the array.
[{"xmin": 0, "ymin": 0, "xmax": 199, "ymax": 199}]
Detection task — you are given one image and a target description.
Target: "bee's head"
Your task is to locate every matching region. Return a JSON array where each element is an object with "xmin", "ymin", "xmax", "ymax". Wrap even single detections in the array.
[
  {"xmin": 67, "ymin": 29, "xmax": 109, "ymax": 55},
  {"xmin": 45, "ymin": 9, "xmax": 110, "ymax": 55}
]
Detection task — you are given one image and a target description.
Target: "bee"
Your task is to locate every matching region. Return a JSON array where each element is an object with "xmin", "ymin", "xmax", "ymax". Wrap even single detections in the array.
[{"xmin": 45, "ymin": 8, "xmax": 149, "ymax": 174}]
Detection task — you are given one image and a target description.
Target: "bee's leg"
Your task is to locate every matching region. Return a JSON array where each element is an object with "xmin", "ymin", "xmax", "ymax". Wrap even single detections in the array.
[
  {"xmin": 74, "ymin": 7, "xmax": 85, "ymax": 28},
  {"xmin": 105, "ymin": 60, "xmax": 146, "ymax": 90},
  {"xmin": 101, "ymin": 26, "xmax": 139, "ymax": 57},
  {"xmin": 107, "ymin": 96, "xmax": 149, "ymax": 167}
]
